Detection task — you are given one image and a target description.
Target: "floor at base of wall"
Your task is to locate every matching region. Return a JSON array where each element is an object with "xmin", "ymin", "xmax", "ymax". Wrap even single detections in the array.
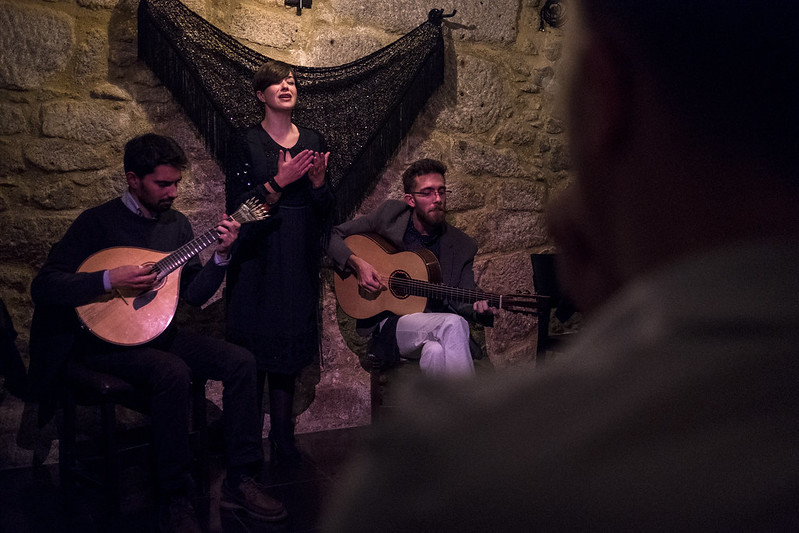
[{"xmin": 0, "ymin": 426, "xmax": 368, "ymax": 533}]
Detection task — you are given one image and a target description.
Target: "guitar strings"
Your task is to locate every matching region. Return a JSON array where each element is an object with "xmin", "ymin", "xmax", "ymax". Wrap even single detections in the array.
[
  {"xmin": 380, "ymin": 276, "xmax": 542, "ymax": 309},
  {"xmin": 152, "ymin": 200, "xmax": 264, "ymax": 276}
]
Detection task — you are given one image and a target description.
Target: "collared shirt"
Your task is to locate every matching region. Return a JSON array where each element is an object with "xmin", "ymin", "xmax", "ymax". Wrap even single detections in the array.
[
  {"xmin": 402, "ymin": 216, "xmax": 444, "ymax": 312},
  {"xmin": 121, "ymin": 190, "xmax": 151, "ymax": 219},
  {"xmin": 403, "ymin": 216, "xmax": 443, "ymax": 260}
]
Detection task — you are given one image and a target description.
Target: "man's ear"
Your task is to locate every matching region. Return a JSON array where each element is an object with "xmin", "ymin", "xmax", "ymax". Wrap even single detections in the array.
[
  {"xmin": 125, "ymin": 171, "xmax": 140, "ymax": 191},
  {"xmin": 404, "ymin": 193, "xmax": 416, "ymax": 209},
  {"xmin": 256, "ymin": 90, "xmax": 266, "ymax": 103}
]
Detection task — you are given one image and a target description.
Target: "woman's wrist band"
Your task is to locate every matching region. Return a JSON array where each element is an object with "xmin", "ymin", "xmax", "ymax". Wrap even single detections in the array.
[{"xmin": 267, "ymin": 177, "xmax": 283, "ymax": 193}]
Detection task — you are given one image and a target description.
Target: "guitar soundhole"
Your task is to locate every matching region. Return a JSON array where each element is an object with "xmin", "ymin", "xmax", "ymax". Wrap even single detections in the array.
[{"xmin": 389, "ymin": 270, "xmax": 411, "ymax": 299}]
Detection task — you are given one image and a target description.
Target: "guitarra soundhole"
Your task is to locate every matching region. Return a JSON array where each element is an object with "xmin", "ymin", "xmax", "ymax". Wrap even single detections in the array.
[
  {"xmin": 388, "ymin": 270, "xmax": 411, "ymax": 299},
  {"xmin": 143, "ymin": 262, "xmax": 166, "ymax": 291}
]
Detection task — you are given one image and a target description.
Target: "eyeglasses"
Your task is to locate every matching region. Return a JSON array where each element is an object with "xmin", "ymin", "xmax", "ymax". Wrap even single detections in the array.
[{"xmin": 409, "ymin": 188, "xmax": 451, "ymax": 199}]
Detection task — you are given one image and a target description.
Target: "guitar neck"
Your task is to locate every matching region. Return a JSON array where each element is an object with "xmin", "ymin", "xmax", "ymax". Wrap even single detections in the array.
[
  {"xmin": 390, "ymin": 278, "xmax": 521, "ymax": 310},
  {"xmin": 152, "ymin": 227, "xmax": 221, "ymax": 278},
  {"xmin": 150, "ymin": 203, "xmax": 262, "ymax": 278}
]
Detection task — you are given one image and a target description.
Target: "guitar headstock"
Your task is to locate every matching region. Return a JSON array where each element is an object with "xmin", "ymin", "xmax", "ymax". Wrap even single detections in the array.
[
  {"xmin": 502, "ymin": 291, "xmax": 548, "ymax": 316},
  {"xmin": 231, "ymin": 198, "xmax": 270, "ymax": 224}
]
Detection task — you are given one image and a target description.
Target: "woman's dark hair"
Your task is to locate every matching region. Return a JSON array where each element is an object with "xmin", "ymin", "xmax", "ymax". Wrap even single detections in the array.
[
  {"xmin": 252, "ymin": 60, "xmax": 294, "ymax": 95},
  {"xmin": 402, "ymin": 159, "xmax": 447, "ymax": 193},
  {"xmin": 123, "ymin": 134, "xmax": 188, "ymax": 178}
]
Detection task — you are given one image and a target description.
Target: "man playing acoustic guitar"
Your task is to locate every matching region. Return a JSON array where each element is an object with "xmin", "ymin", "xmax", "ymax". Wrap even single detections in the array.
[
  {"xmin": 327, "ymin": 158, "xmax": 495, "ymax": 377},
  {"xmin": 29, "ymin": 134, "xmax": 286, "ymax": 532}
]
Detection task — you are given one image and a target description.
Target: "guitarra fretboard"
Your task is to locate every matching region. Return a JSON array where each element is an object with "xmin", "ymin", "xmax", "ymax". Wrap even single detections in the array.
[
  {"xmin": 152, "ymin": 227, "xmax": 223, "ymax": 278},
  {"xmin": 151, "ymin": 198, "xmax": 268, "ymax": 279}
]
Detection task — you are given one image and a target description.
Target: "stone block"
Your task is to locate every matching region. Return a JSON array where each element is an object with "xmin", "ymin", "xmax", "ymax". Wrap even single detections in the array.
[
  {"xmin": 27, "ymin": 171, "xmax": 121, "ymax": 211},
  {"xmin": 447, "ymin": 0, "xmax": 521, "ymax": 43},
  {"xmin": 0, "ymin": 262, "xmax": 37, "ymax": 347},
  {"xmin": 0, "ymin": 103, "xmax": 27, "ymax": 135},
  {"xmin": 180, "ymin": 0, "xmax": 215, "ymax": 19},
  {"xmin": 454, "ymin": 209, "xmax": 547, "ymax": 254},
  {"xmin": 0, "ymin": 3, "xmax": 75, "ymax": 90},
  {"xmin": 326, "ymin": 0, "xmax": 433, "ymax": 33},
  {"xmin": 41, "ymin": 101, "xmax": 131, "ymax": 144},
  {"xmin": 74, "ymin": 28, "xmax": 108, "ymax": 80},
  {"xmin": 445, "ymin": 175, "xmax": 486, "ymax": 212},
  {"xmin": 328, "ymin": 0, "xmax": 520, "ymax": 42},
  {"xmin": 0, "ymin": 213, "xmax": 76, "ymax": 266},
  {"xmin": 477, "ymin": 253, "xmax": 538, "ymax": 368},
  {"xmin": 90, "ymin": 82, "xmax": 133, "ymax": 102},
  {"xmin": 485, "ymin": 333, "xmax": 536, "ymax": 367},
  {"xmin": 450, "ymin": 138, "xmax": 526, "ymax": 179},
  {"xmin": 475, "ymin": 250, "xmax": 535, "ymax": 293},
  {"xmin": 229, "ymin": 3, "xmax": 299, "ymax": 48},
  {"xmin": 0, "ymin": 139, "xmax": 24, "ymax": 177},
  {"xmin": 309, "ymin": 28, "xmax": 390, "ymax": 66},
  {"xmin": 433, "ymin": 53, "xmax": 509, "ymax": 134},
  {"xmin": 547, "ymin": 137, "xmax": 570, "ymax": 172},
  {"xmin": 495, "ymin": 178, "xmax": 546, "ymax": 212},
  {"xmin": 77, "ymin": 0, "xmax": 129, "ymax": 10},
  {"xmin": 24, "ymin": 138, "xmax": 110, "ymax": 172}
]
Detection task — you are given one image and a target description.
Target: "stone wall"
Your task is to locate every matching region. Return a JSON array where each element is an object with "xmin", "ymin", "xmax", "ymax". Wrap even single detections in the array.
[{"xmin": 0, "ymin": 0, "xmax": 569, "ymax": 455}]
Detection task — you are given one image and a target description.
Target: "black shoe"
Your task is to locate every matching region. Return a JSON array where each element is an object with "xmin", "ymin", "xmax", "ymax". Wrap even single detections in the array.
[
  {"xmin": 269, "ymin": 433, "xmax": 302, "ymax": 467},
  {"xmin": 158, "ymin": 496, "xmax": 202, "ymax": 533},
  {"xmin": 220, "ymin": 476, "xmax": 288, "ymax": 522}
]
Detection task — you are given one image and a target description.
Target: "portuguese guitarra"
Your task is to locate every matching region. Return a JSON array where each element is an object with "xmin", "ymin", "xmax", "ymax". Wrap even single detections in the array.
[
  {"xmin": 75, "ymin": 198, "xmax": 269, "ymax": 346},
  {"xmin": 334, "ymin": 233, "xmax": 545, "ymax": 319}
]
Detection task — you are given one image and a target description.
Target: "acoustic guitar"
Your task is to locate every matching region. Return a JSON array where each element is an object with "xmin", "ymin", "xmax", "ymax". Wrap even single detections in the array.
[
  {"xmin": 333, "ymin": 233, "xmax": 545, "ymax": 319},
  {"xmin": 75, "ymin": 198, "xmax": 269, "ymax": 346}
]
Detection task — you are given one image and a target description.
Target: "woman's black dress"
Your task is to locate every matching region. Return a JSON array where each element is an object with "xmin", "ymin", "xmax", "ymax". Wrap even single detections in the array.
[{"xmin": 226, "ymin": 125, "xmax": 335, "ymax": 374}]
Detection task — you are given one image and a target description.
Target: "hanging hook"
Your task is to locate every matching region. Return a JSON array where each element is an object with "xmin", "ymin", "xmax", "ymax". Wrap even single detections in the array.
[
  {"xmin": 428, "ymin": 8, "xmax": 457, "ymax": 26},
  {"xmin": 285, "ymin": 0, "xmax": 312, "ymax": 16}
]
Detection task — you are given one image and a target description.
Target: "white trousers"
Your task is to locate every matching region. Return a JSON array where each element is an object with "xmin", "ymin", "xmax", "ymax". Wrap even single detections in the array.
[{"xmin": 392, "ymin": 312, "xmax": 475, "ymax": 377}]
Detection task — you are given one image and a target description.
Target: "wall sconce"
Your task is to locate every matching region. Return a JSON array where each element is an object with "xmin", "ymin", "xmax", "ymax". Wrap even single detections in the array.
[{"xmin": 285, "ymin": 0, "xmax": 312, "ymax": 16}]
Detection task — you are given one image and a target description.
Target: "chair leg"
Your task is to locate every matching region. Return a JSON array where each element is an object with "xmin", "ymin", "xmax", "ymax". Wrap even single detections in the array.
[
  {"xmin": 100, "ymin": 402, "xmax": 121, "ymax": 515},
  {"xmin": 59, "ymin": 390, "xmax": 77, "ymax": 492},
  {"xmin": 369, "ymin": 358, "xmax": 384, "ymax": 421},
  {"xmin": 191, "ymin": 380, "xmax": 209, "ymax": 498}
]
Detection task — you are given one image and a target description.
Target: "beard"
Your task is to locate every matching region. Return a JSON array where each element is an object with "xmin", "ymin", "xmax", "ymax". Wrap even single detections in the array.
[
  {"xmin": 157, "ymin": 199, "xmax": 174, "ymax": 211},
  {"xmin": 417, "ymin": 205, "xmax": 446, "ymax": 229},
  {"xmin": 141, "ymin": 197, "xmax": 173, "ymax": 214}
]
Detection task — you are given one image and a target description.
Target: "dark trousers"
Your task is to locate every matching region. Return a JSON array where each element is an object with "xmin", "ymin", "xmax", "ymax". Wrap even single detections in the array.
[{"xmin": 84, "ymin": 329, "xmax": 264, "ymax": 494}]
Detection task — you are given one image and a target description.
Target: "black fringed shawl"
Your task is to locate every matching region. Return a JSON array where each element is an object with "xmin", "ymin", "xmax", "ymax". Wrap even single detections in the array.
[{"xmin": 137, "ymin": 0, "xmax": 446, "ymax": 224}]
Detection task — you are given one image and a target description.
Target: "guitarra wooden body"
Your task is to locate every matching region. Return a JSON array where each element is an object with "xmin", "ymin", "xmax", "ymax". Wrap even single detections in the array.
[
  {"xmin": 74, "ymin": 198, "xmax": 269, "ymax": 346},
  {"xmin": 334, "ymin": 233, "xmax": 543, "ymax": 320},
  {"xmin": 76, "ymin": 247, "xmax": 181, "ymax": 346}
]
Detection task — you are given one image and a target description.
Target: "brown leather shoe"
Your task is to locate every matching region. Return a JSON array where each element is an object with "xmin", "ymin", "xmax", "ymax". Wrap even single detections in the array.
[{"xmin": 220, "ymin": 477, "xmax": 288, "ymax": 522}]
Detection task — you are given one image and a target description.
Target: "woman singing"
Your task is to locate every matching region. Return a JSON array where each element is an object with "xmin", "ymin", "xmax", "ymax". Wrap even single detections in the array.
[{"xmin": 226, "ymin": 60, "xmax": 334, "ymax": 466}]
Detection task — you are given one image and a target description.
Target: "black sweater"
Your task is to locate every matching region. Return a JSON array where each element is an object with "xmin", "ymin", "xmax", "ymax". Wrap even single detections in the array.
[
  {"xmin": 28, "ymin": 198, "xmax": 226, "ymax": 408},
  {"xmin": 31, "ymin": 198, "xmax": 225, "ymax": 308}
]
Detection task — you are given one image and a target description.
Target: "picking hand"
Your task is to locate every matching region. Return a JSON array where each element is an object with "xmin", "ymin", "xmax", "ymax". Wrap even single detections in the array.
[
  {"xmin": 349, "ymin": 255, "xmax": 384, "ymax": 292},
  {"xmin": 108, "ymin": 265, "xmax": 157, "ymax": 291}
]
